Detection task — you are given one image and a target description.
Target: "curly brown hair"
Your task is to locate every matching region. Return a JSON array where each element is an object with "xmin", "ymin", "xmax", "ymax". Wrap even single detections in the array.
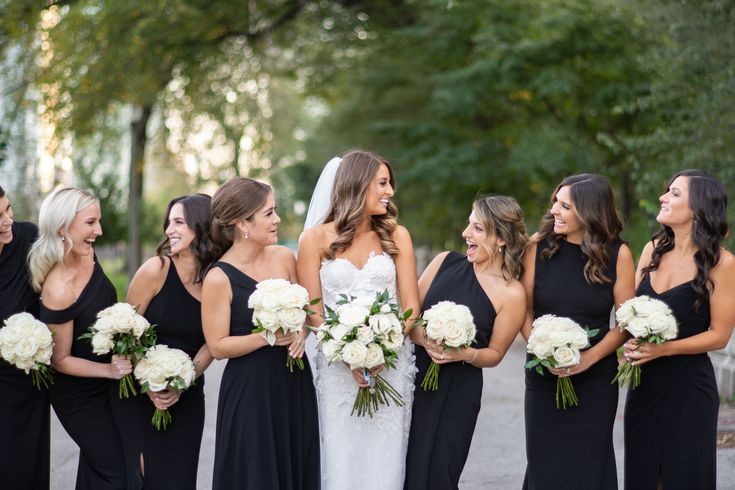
[
  {"xmin": 322, "ymin": 150, "xmax": 399, "ymax": 260},
  {"xmin": 538, "ymin": 174, "xmax": 623, "ymax": 284},
  {"xmin": 473, "ymin": 195, "xmax": 529, "ymax": 281}
]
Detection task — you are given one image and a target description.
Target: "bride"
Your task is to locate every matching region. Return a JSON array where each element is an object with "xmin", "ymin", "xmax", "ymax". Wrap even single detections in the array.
[{"xmin": 297, "ymin": 150, "xmax": 419, "ymax": 489}]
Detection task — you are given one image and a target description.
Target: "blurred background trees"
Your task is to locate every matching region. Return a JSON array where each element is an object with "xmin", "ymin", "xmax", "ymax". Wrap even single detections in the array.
[{"xmin": 1, "ymin": 0, "xmax": 733, "ymax": 286}]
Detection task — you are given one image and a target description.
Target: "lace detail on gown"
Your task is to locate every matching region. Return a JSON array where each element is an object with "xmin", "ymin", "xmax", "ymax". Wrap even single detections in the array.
[{"xmin": 315, "ymin": 251, "xmax": 416, "ymax": 490}]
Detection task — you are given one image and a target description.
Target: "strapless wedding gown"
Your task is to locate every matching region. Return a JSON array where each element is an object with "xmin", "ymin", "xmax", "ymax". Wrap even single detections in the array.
[{"xmin": 315, "ymin": 251, "xmax": 416, "ymax": 490}]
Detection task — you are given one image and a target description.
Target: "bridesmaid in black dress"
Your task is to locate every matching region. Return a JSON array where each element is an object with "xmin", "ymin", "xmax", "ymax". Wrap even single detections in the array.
[
  {"xmin": 202, "ymin": 177, "xmax": 319, "ymax": 490},
  {"xmin": 0, "ymin": 185, "xmax": 49, "ymax": 490},
  {"xmin": 405, "ymin": 195, "xmax": 528, "ymax": 490},
  {"xmin": 28, "ymin": 187, "xmax": 131, "ymax": 490},
  {"xmin": 623, "ymin": 170, "xmax": 735, "ymax": 490},
  {"xmin": 115, "ymin": 194, "xmax": 217, "ymax": 489},
  {"xmin": 521, "ymin": 174, "xmax": 635, "ymax": 490}
]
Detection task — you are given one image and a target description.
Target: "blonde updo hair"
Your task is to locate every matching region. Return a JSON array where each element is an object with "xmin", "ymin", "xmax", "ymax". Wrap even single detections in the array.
[
  {"xmin": 28, "ymin": 186, "xmax": 99, "ymax": 292},
  {"xmin": 473, "ymin": 195, "xmax": 529, "ymax": 281},
  {"xmin": 210, "ymin": 177, "xmax": 272, "ymax": 252}
]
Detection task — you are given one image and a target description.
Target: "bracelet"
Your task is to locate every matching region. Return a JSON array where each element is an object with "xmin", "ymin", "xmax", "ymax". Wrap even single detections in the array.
[{"xmin": 468, "ymin": 348, "xmax": 479, "ymax": 364}]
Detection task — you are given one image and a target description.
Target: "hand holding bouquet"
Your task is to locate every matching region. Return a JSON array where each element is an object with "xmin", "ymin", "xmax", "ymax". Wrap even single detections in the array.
[
  {"xmin": 248, "ymin": 278, "xmax": 319, "ymax": 372},
  {"xmin": 133, "ymin": 345, "xmax": 196, "ymax": 430},
  {"xmin": 419, "ymin": 301, "xmax": 476, "ymax": 391},
  {"xmin": 316, "ymin": 290, "xmax": 411, "ymax": 417},
  {"xmin": 525, "ymin": 314, "xmax": 598, "ymax": 410},
  {"xmin": 612, "ymin": 295, "xmax": 677, "ymax": 389},
  {"xmin": 79, "ymin": 302, "xmax": 157, "ymax": 398},
  {"xmin": 0, "ymin": 312, "xmax": 54, "ymax": 389}
]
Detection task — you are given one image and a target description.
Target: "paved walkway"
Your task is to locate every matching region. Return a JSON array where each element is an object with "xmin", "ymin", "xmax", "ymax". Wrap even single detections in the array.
[{"xmin": 51, "ymin": 340, "xmax": 735, "ymax": 489}]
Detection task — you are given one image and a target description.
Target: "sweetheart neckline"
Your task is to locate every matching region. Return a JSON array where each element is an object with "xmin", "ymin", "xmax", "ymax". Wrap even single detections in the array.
[{"xmin": 322, "ymin": 251, "xmax": 392, "ymax": 272}]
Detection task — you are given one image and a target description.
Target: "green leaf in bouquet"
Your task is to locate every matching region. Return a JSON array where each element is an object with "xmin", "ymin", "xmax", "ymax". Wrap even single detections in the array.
[
  {"xmin": 309, "ymin": 297, "xmax": 322, "ymax": 306},
  {"xmin": 585, "ymin": 327, "xmax": 600, "ymax": 339},
  {"xmin": 524, "ymin": 358, "xmax": 541, "ymax": 369}
]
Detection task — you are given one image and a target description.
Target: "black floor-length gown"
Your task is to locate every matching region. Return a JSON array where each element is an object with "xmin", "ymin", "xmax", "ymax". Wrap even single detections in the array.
[
  {"xmin": 211, "ymin": 262, "xmax": 320, "ymax": 490},
  {"xmin": 405, "ymin": 251, "xmax": 497, "ymax": 490},
  {"xmin": 523, "ymin": 239, "xmax": 622, "ymax": 490},
  {"xmin": 0, "ymin": 221, "xmax": 49, "ymax": 490},
  {"xmin": 111, "ymin": 258, "xmax": 206, "ymax": 490},
  {"xmin": 624, "ymin": 275, "xmax": 718, "ymax": 490},
  {"xmin": 39, "ymin": 260, "xmax": 127, "ymax": 490}
]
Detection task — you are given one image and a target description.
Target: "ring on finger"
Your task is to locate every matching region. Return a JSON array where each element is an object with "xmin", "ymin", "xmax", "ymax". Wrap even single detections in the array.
[
  {"xmin": 566, "ymin": 368, "xmax": 571, "ymax": 374},
  {"xmin": 440, "ymin": 352, "xmax": 444, "ymax": 360}
]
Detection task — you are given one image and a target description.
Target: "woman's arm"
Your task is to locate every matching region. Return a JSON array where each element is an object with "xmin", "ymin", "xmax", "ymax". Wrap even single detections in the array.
[
  {"xmin": 393, "ymin": 225, "xmax": 420, "ymax": 334},
  {"xmin": 201, "ymin": 267, "xmax": 269, "ymax": 360},
  {"xmin": 555, "ymin": 243, "xmax": 636, "ymax": 377},
  {"xmin": 408, "ymin": 251, "xmax": 449, "ymax": 347},
  {"xmin": 519, "ymin": 238, "xmax": 538, "ymax": 341},
  {"xmin": 296, "ymin": 228, "xmax": 326, "ymax": 328}
]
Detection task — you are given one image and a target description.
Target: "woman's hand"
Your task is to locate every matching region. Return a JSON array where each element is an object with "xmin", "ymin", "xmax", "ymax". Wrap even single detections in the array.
[
  {"xmin": 550, "ymin": 350, "xmax": 596, "ymax": 378},
  {"xmin": 273, "ymin": 330, "xmax": 295, "ymax": 347},
  {"xmin": 624, "ymin": 339, "xmax": 668, "ymax": 366},
  {"xmin": 108, "ymin": 354, "xmax": 132, "ymax": 380},
  {"xmin": 425, "ymin": 339, "xmax": 467, "ymax": 365},
  {"xmin": 147, "ymin": 389, "xmax": 181, "ymax": 411},
  {"xmin": 288, "ymin": 329, "xmax": 306, "ymax": 359}
]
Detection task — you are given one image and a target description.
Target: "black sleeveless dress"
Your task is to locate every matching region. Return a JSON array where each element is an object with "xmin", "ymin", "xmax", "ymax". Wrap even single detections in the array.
[
  {"xmin": 39, "ymin": 260, "xmax": 126, "ymax": 490},
  {"xmin": 405, "ymin": 251, "xmax": 497, "ymax": 490},
  {"xmin": 624, "ymin": 275, "xmax": 717, "ymax": 490},
  {"xmin": 523, "ymin": 239, "xmax": 622, "ymax": 490},
  {"xmin": 0, "ymin": 221, "xmax": 49, "ymax": 490},
  {"xmin": 211, "ymin": 261, "xmax": 320, "ymax": 490},
  {"xmin": 110, "ymin": 258, "xmax": 206, "ymax": 490}
]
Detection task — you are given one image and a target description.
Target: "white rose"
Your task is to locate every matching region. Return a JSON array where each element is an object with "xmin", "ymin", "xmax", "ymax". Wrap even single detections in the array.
[
  {"xmin": 369, "ymin": 313, "xmax": 401, "ymax": 335},
  {"xmin": 365, "ymin": 343, "xmax": 385, "ymax": 369},
  {"xmin": 0, "ymin": 344, "xmax": 16, "ymax": 363},
  {"xmin": 424, "ymin": 319, "xmax": 446, "ymax": 342},
  {"xmin": 280, "ymin": 284, "xmax": 310, "ymax": 309},
  {"xmin": 444, "ymin": 321, "xmax": 467, "ymax": 348},
  {"xmin": 341, "ymin": 341, "xmax": 368, "ymax": 370},
  {"xmin": 548, "ymin": 329, "xmax": 570, "ymax": 348},
  {"xmin": 254, "ymin": 309, "xmax": 280, "ymax": 331},
  {"xmin": 36, "ymin": 345, "xmax": 53, "ymax": 364},
  {"xmin": 315, "ymin": 323, "xmax": 329, "ymax": 343},
  {"xmin": 553, "ymin": 345, "xmax": 580, "ymax": 367},
  {"xmin": 98, "ymin": 302, "xmax": 136, "ymax": 319},
  {"xmin": 569, "ymin": 330, "xmax": 590, "ymax": 350},
  {"xmin": 529, "ymin": 339, "xmax": 554, "ymax": 359},
  {"xmin": 337, "ymin": 304, "xmax": 370, "ymax": 328},
  {"xmin": 356, "ymin": 326, "xmax": 374, "ymax": 345},
  {"xmin": 328, "ymin": 323, "xmax": 351, "ymax": 342},
  {"xmin": 624, "ymin": 316, "xmax": 650, "ymax": 338},
  {"xmin": 647, "ymin": 311, "xmax": 675, "ymax": 336},
  {"xmin": 14, "ymin": 337, "xmax": 38, "ymax": 360},
  {"xmin": 258, "ymin": 291, "xmax": 281, "ymax": 312},
  {"xmin": 93, "ymin": 316, "xmax": 116, "ymax": 335},
  {"xmin": 91, "ymin": 333, "xmax": 114, "ymax": 354},
  {"xmin": 380, "ymin": 304, "xmax": 392, "ymax": 314},
  {"xmin": 16, "ymin": 357, "xmax": 36, "ymax": 372},
  {"xmin": 131, "ymin": 314, "xmax": 150, "ymax": 338},
  {"xmin": 278, "ymin": 307, "xmax": 307, "ymax": 332},
  {"xmin": 321, "ymin": 339, "xmax": 344, "ymax": 363},
  {"xmin": 257, "ymin": 278, "xmax": 291, "ymax": 294},
  {"xmin": 615, "ymin": 303, "xmax": 635, "ymax": 326}
]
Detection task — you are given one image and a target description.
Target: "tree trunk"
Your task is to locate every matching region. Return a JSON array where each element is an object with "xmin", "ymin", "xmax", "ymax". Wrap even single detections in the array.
[{"xmin": 127, "ymin": 104, "xmax": 153, "ymax": 282}]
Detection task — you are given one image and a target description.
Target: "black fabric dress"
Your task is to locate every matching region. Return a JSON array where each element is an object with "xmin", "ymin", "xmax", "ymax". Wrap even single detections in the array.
[
  {"xmin": 624, "ymin": 275, "xmax": 718, "ymax": 490},
  {"xmin": 39, "ymin": 260, "xmax": 126, "ymax": 490},
  {"xmin": 0, "ymin": 221, "xmax": 49, "ymax": 490},
  {"xmin": 523, "ymin": 239, "xmax": 622, "ymax": 490},
  {"xmin": 211, "ymin": 261, "xmax": 320, "ymax": 490},
  {"xmin": 111, "ymin": 258, "xmax": 206, "ymax": 490},
  {"xmin": 404, "ymin": 251, "xmax": 497, "ymax": 490}
]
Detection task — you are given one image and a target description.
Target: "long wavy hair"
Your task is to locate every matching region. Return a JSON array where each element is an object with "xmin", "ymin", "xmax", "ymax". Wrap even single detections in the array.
[
  {"xmin": 322, "ymin": 150, "xmax": 399, "ymax": 260},
  {"xmin": 0, "ymin": 184, "xmax": 5, "ymax": 197},
  {"xmin": 642, "ymin": 169, "xmax": 727, "ymax": 310},
  {"xmin": 537, "ymin": 174, "xmax": 623, "ymax": 284},
  {"xmin": 210, "ymin": 177, "xmax": 272, "ymax": 253},
  {"xmin": 473, "ymin": 195, "xmax": 529, "ymax": 281},
  {"xmin": 155, "ymin": 193, "xmax": 219, "ymax": 283},
  {"xmin": 28, "ymin": 186, "xmax": 99, "ymax": 292}
]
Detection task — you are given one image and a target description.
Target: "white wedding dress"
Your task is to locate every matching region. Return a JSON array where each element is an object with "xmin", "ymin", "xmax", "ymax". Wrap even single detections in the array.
[{"xmin": 315, "ymin": 251, "xmax": 416, "ymax": 490}]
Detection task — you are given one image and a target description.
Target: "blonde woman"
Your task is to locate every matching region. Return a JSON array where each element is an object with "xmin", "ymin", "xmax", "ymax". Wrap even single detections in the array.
[
  {"xmin": 29, "ymin": 187, "xmax": 130, "ymax": 490},
  {"xmin": 297, "ymin": 150, "xmax": 420, "ymax": 490},
  {"xmin": 405, "ymin": 195, "xmax": 528, "ymax": 490}
]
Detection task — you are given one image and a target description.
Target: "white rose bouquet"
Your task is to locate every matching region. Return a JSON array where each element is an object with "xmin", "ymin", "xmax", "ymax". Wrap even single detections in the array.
[
  {"xmin": 133, "ymin": 344, "xmax": 196, "ymax": 431},
  {"xmin": 419, "ymin": 301, "xmax": 476, "ymax": 391},
  {"xmin": 0, "ymin": 312, "xmax": 54, "ymax": 389},
  {"xmin": 315, "ymin": 290, "xmax": 411, "ymax": 417},
  {"xmin": 525, "ymin": 314, "xmax": 598, "ymax": 410},
  {"xmin": 248, "ymin": 278, "xmax": 318, "ymax": 372},
  {"xmin": 79, "ymin": 302, "xmax": 157, "ymax": 398},
  {"xmin": 612, "ymin": 295, "xmax": 678, "ymax": 389}
]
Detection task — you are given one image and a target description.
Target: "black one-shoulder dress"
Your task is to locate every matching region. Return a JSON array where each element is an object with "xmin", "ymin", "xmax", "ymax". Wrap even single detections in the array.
[
  {"xmin": 405, "ymin": 251, "xmax": 497, "ymax": 490},
  {"xmin": 39, "ymin": 260, "xmax": 126, "ymax": 490},
  {"xmin": 0, "ymin": 221, "xmax": 49, "ymax": 490},
  {"xmin": 523, "ymin": 239, "xmax": 622, "ymax": 490},
  {"xmin": 624, "ymin": 275, "xmax": 718, "ymax": 490},
  {"xmin": 211, "ymin": 262, "xmax": 320, "ymax": 490}
]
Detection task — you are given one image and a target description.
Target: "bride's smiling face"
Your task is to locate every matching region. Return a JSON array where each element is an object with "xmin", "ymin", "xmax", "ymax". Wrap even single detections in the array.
[{"xmin": 364, "ymin": 163, "xmax": 394, "ymax": 216}]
